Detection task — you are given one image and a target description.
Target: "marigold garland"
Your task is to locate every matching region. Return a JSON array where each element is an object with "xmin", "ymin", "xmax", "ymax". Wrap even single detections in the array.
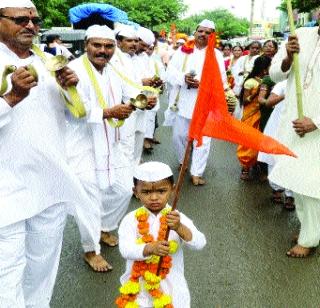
[{"xmin": 116, "ymin": 207, "xmax": 178, "ymax": 308}]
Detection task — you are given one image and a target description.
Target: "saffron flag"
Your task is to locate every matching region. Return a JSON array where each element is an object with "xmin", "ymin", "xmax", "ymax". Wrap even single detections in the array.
[{"xmin": 188, "ymin": 34, "xmax": 296, "ymax": 158}]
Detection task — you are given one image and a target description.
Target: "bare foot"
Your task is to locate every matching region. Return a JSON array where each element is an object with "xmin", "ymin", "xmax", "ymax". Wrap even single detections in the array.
[
  {"xmin": 191, "ymin": 176, "xmax": 206, "ymax": 186},
  {"xmin": 101, "ymin": 232, "xmax": 118, "ymax": 247},
  {"xmin": 286, "ymin": 244, "xmax": 312, "ymax": 258},
  {"xmin": 84, "ymin": 252, "xmax": 113, "ymax": 272}
]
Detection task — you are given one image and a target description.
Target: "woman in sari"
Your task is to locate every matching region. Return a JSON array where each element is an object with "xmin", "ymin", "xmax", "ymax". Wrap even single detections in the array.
[{"xmin": 237, "ymin": 55, "xmax": 272, "ymax": 180}]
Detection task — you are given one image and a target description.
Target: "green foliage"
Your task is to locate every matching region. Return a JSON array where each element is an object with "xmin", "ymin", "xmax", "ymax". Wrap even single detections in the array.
[
  {"xmin": 155, "ymin": 9, "xmax": 250, "ymax": 39},
  {"xmin": 279, "ymin": 0, "xmax": 319, "ymax": 12},
  {"xmin": 34, "ymin": 0, "xmax": 187, "ymax": 28}
]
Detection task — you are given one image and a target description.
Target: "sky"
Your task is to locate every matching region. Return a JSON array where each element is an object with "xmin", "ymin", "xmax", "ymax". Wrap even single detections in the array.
[{"xmin": 183, "ymin": 0, "xmax": 282, "ymax": 21}]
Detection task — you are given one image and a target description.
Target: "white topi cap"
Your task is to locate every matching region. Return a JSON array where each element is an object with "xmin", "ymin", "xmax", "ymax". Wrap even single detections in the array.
[
  {"xmin": 0, "ymin": 0, "xmax": 35, "ymax": 8},
  {"xmin": 134, "ymin": 161, "xmax": 173, "ymax": 182},
  {"xmin": 137, "ymin": 27, "xmax": 155, "ymax": 46},
  {"xmin": 85, "ymin": 25, "xmax": 115, "ymax": 41},
  {"xmin": 176, "ymin": 38, "xmax": 186, "ymax": 44},
  {"xmin": 198, "ymin": 19, "xmax": 215, "ymax": 30},
  {"xmin": 115, "ymin": 24, "xmax": 138, "ymax": 39}
]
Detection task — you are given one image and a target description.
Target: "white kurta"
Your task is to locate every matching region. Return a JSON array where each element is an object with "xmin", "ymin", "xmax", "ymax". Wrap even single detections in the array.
[
  {"xmin": 233, "ymin": 54, "xmax": 259, "ymax": 96},
  {"xmin": 166, "ymin": 46, "xmax": 226, "ymax": 176},
  {"xmin": 144, "ymin": 54, "xmax": 167, "ymax": 139},
  {"xmin": 118, "ymin": 206, "xmax": 206, "ymax": 308},
  {"xmin": 268, "ymin": 27, "xmax": 320, "ymax": 199},
  {"xmin": 0, "ymin": 43, "xmax": 93, "ymax": 228},
  {"xmin": 69, "ymin": 55, "xmax": 136, "ymax": 232},
  {"xmin": 258, "ymin": 80, "xmax": 287, "ymax": 166}
]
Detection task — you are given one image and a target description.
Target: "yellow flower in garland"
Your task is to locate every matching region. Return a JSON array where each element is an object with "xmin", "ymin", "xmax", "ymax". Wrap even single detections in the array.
[
  {"xmin": 135, "ymin": 238, "xmax": 144, "ymax": 245},
  {"xmin": 153, "ymin": 294, "xmax": 172, "ymax": 308},
  {"xmin": 124, "ymin": 302, "xmax": 139, "ymax": 308},
  {"xmin": 135, "ymin": 207, "xmax": 148, "ymax": 218},
  {"xmin": 144, "ymin": 271, "xmax": 161, "ymax": 283},
  {"xmin": 119, "ymin": 281, "xmax": 140, "ymax": 295},
  {"xmin": 160, "ymin": 206, "xmax": 172, "ymax": 216},
  {"xmin": 146, "ymin": 255, "xmax": 161, "ymax": 264},
  {"xmin": 168, "ymin": 240, "xmax": 178, "ymax": 254}
]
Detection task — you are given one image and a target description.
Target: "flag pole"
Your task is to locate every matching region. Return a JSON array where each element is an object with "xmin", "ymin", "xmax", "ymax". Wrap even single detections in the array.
[
  {"xmin": 156, "ymin": 139, "xmax": 193, "ymax": 275},
  {"xmin": 286, "ymin": 0, "xmax": 304, "ymax": 119}
]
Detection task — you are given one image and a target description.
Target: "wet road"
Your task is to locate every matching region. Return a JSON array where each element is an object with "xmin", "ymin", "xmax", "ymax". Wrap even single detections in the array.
[{"xmin": 52, "ymin": 109, "xmax": 320, "ymax": 308}]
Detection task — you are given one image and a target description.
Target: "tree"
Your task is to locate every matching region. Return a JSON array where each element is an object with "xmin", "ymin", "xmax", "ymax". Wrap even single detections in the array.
[
  {"xmin": 279, "ymin": 0, "xmax": 319, "ymax": 12},
  {"xmin": 34, "ymin": 0, "xmax": 187, "ymax": 28},
  {"xmin": 155, "ymin": 9, "xmax": 250, "ymax": 39}
]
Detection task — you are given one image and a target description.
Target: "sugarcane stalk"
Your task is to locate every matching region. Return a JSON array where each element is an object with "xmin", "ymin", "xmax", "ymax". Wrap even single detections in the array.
[{"xmin": 287, "ymin": 0, "xmax": 304, "ymax": 119}]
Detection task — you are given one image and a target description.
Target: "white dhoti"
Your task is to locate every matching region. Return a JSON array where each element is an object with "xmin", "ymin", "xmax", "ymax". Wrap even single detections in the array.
[
  {"xmin": 172, "ymin": 115, "xmax": 211, "ymax": 176},
  {"xmin": 134, "ymin": 131, "xmax": 145, "ymax": 165},
  {"xmin": 144, "ymin": 110, "xmax": 157, "ymax": 139},
  {"xmin": 0, "ymin": 203, "xmax": 66, "ymax": 308},
  {"xmin": 294, "ymin": 194, "xmax": 320, "ymax": 248},
  {"xmin": 100, "ymin": 167, "xmax": 133, "ymax": 232},
  {"xmin": 67, "ymin": 149, "xmax": 101, "ymax": 254}
]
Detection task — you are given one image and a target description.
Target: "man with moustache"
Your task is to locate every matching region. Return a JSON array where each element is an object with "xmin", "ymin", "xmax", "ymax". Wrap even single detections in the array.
[
  {"xmin": 166, "ymin": 20, "xmax": 227, "ymax": 186},
  {"xmin": 0, "ymin": 0, "xmax": 94, "ymax": 306},
  {"xmin": 68, "ymin": 25, "xmax": 139, "ymax": 271},
  {"xmin": 269, "ymin": 25, "xmax": 320, "ymax": 258}
]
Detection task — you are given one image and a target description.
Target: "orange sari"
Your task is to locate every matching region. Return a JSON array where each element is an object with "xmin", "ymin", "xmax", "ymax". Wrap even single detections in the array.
[{"xmin": 237, "ymin": 78, "xmax": 261, "ymax": 168}]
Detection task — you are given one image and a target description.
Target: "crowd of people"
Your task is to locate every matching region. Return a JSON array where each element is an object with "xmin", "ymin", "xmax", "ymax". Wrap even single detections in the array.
[{"xmin": 0, "ymin": 0, "xmax": 319, "ymax": 307}]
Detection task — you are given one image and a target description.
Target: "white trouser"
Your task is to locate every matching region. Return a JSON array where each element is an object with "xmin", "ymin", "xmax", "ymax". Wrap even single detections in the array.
[
  {"xmin": 295, "ymin": 193, "xmax": 320, "ymax": 248},
  {"xmin": 268, "ymin": 165, "xmax": 293, "ymax": 197},
  {"xmin": 67, "ymin": 150, "xmax": 101, "ymax": 254},
  {"xmin": 71, "ymin": 170, "xmax": 101, "ymax": 254},
  {"xmin": 0, "ymin": 203, "xmax": 66, "ymax": 308},
  {"xmin": 172, "ymin": 115, "xmax": 211, "ymax": 177},
  {"xmin": 144, "ymin": 110, "xmax": 157, "ymax": 139},
  {"xmin": 134, "ymin": 131, "xmax": 145, "ymax": 165},
  {"xmin": 101, "ymin": 166, "xmax": 133, "ymax": 232}
]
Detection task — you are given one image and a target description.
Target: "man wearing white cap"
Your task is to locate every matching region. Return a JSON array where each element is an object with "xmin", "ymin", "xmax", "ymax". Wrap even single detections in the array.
[
  {"xmin": 68, "ymin": 24, "xmax": 137, "ymax": 271},
  {"xmin": 166, "ymin": 19, "xmax": 227, "ymax": 185},
  {"xmin": 0, "ymin": 0, "xmax": 94, "ymax": 306}
]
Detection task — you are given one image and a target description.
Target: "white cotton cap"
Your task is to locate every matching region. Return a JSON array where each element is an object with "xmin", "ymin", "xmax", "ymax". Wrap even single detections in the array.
[
  {"xmin": 134, "ymin": 162, "xmax": 173, "ymax": 182},
  {"xmin": 85, "ymin": 25, "xmax": 115, "ymax": 41},
  {"xmin": 0, "ymin": 0, "xmax": 35, "ymax": 8},
  {"xmin": 177, "ymin": 38, "xmax": 186, "ymax": 44},
  {"xmin": 198, "ymin": 19, "xmax": 215, "ymax": 30},
  {"xmin": 137, "ymin": 27, "xmax": 155, "ymax": 46},
  {"xmin": 115, "ymin": 24, "xmax": 138, "ymax": 39}
]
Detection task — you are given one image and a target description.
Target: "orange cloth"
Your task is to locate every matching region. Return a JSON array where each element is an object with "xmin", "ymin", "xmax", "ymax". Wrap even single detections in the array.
[
  {"xmin": 188, "ymin": 34, "xmax": 296, "ymax": 158},
  {"xmin": 237, "ymin": 86, "xmax": 261, "ymax": 168}
]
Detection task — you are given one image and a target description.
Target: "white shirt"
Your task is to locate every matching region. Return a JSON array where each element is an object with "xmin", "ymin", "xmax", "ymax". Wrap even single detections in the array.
[
  {"xmin": 118, "ymin": 206, "xmax": 206, "ymax": 308},
  {"xmin": 166, "ymin": 46, "xmax": 227, "ymax": 119},
  {"xmin": 233, "ymin": 54, "xmax": 259, "ymax": 96},
  {"xmin": 0, "ymin": 43, "xmax": 89, "ymax": 227},
  {"xmin": 269, "ymin": 27, "xmax": 320, "ymax": 199}
]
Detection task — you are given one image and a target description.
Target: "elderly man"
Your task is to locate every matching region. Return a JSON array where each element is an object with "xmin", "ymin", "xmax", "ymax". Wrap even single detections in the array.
[
  {"xmin": 0, "ymin": 0, "xmax": 94, "ymax": 306},
  {"xmin": 269, "ymin": 25, "xmax": 320, "ymax": 257},
  {"xmin": 166, "ymin": 20, "xmax": 227, "ymax": 185},
  {"xmin": 68, "ymin": 25, "xmax": 136, "ymax": 271}
]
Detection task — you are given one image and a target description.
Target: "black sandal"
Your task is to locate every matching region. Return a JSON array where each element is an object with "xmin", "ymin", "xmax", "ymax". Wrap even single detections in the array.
[{"xmin": 271, "ymin": 189, "xmax": 284, "ymax": 204}]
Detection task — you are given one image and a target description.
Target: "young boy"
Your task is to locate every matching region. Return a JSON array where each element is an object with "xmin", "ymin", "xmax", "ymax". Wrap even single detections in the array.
[{"xmin": 116, "ymin": 161, "xmax": 206, "ymax": 308}]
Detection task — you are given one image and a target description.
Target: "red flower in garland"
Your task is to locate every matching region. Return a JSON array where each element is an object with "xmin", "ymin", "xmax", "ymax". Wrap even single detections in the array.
[{"xmin": 181, "ymin": 39, "xmax": 195, "ymax": 54}]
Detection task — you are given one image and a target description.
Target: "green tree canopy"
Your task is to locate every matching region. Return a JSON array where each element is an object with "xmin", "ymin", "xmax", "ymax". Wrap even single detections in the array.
[
  {"xmin": 34, "ymin": 0, "xmax": 187, "ymax": 28},
  {"xmin": 155, "ymin": 9, "xmax": 250, "ymax": 39},
  {"xmin": 279, "ymin": 0, "xmax": 319, "ymax": 12}
]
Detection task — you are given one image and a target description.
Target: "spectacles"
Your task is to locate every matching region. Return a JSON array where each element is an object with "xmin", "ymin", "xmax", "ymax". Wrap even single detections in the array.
[{"xmin": 0, "ymin": 15, "xmax": 42, "ymax": 27}]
